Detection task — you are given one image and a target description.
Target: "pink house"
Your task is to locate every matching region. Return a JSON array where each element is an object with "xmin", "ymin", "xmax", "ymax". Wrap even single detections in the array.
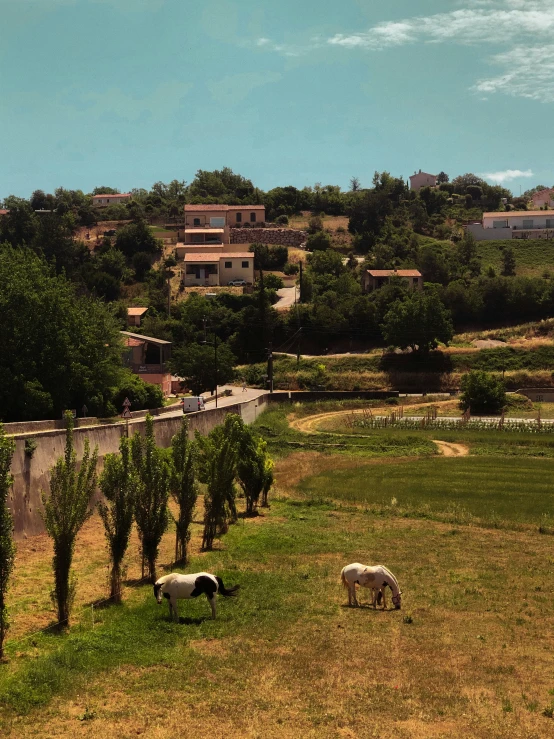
[
  {"xmin": 409, "ymin": 170, "xmax": 437, "ymax": 191},
  {"xmin": 180, "ymin": 204, "xmax": 265, "ymax": 247},
  {"xmin": 363, "ymin": 269, "xmax": 423, "ymax": 293},
  {"xmin": 531, "ymin": 189, "xmax": 554, "ymax": 209}
]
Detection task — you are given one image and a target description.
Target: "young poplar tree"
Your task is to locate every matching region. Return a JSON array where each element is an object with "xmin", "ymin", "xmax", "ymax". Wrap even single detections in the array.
[
  {"xmin": 98, "ymin": 436, "xmax": 137, "ymax": 602},
  {"xmin": 170, "ymin": 418, "xmax": 197, "ymax": 565},
  {"xmin": 41, "ymin": 412, "xmax": 98, "ymax": 627},
  {"xmin": 131, "ymin": 415, "xmax": 169, "ymax": 583},
  {"xmin": 0, "ymin": 425, "xmax": 16, "ymax": 659},
  {"xmin": 237, "ymin": 431, "xmax": 268, "ymax": 516},
  {"xmin": 201, "ymin": 436, "xmax": 237, "ymax": 551},
  {"xmin": 261, "ymin": 452, "xmax": 274, "ymax": 509}
]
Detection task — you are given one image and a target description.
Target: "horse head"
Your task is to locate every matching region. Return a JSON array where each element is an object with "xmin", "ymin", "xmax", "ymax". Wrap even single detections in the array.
[
  {"xmin": 153, "ymin": 582, "xmax": 163, "ymax": 604},
  {"xmin": 392, "ymin": 591, "xmax": 402, "ymax": 610}
]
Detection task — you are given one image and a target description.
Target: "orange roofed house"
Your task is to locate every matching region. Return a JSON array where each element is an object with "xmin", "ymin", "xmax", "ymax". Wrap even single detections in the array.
[
  {"xmin": 184, "ymin": 252, "xmax": 254, "ymax": 287},
  {"xmin": 92, "ymin": 193, "xmax": 132, "ymax": 207},
  {"xmin": 121, "ymin": 331, "xmax": 172, "ymax": 396},
  {"xmin": 175, "ymin": 204, "xmax": 265, "ymax": 258},
  {"xmin": 362, "ymin": 269, "xmax": 423, "ymax": 293}
]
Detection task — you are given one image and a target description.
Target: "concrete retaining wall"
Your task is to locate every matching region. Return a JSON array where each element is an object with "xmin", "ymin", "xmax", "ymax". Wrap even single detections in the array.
[{"xmin": 9, "ymin": 395, "xmax": 268, "ymax": 540}]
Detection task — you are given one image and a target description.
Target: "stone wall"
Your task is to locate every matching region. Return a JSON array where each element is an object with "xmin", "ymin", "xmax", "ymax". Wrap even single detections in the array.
[
  {"xmin": 8, "ymin": 395, "xmax": 268, "ymax": 540},
  {"xmin": 230, "ymin": 228, "xmax": 307, "ymax": 247}
]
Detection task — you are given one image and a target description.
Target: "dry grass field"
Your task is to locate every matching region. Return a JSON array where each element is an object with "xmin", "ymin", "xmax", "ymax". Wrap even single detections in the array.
[{"xmin": 2, "ymin": 407, "xmax": 554, "ymax": 737}]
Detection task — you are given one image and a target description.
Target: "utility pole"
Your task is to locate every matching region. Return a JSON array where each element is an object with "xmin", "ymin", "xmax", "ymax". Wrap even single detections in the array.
[
  {"xmin": 299, "ymin": 261, "xmax": 303, "ymax": 304},
  {"xmin": 296, "ymin": 327, "xmax": 302, "ymax": 369},
  {"xmin": 214, "ymin": 333, "xmax": 218, "ymax": 408},
  {"xmin": 267, "ymin": 342, "xmax": 274, "ymax": 394}
]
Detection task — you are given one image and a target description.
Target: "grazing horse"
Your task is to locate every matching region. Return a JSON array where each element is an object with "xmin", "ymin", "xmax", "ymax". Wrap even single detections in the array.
[
  {"xmin": 154, "ymin": 572, "xmax": 239, "ymax": 621},
  {"xmin": 341, "ymin": 563, "xmax": 402, "ymax": 610}
]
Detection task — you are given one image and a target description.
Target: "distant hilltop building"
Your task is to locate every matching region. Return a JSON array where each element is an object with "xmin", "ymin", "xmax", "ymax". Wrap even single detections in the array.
[
  {"xmin": 409, "ymin": 170, "xmax": 437, "ymax": 191},
  {"xmin": 92, "ymin": 193, "xmax": 132, "ymax": 207},
  {"xmin": 531, "ymin": 188, "xmax": 554, "ymax": 209},
  {"xmin": 467, "ymin": 210, "xmax": 554, "ymax": 241}
]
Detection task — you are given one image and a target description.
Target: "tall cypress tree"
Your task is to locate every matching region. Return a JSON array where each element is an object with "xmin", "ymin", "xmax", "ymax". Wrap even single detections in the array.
[
  {"xmin": 0, "ymin": 425, "xmax": 15, "ymax": 659},
  {"xmin": 170, "ymin": 418, "xmax": 197, "ymax": 565}
]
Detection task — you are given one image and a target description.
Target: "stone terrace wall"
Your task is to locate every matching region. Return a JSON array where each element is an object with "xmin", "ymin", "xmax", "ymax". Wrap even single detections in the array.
[{"xmin": 230, "ymin": 228, "xmax": 307, "ymax": 247}]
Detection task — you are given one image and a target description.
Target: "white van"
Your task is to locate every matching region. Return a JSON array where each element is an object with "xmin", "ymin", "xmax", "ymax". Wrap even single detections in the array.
[{"xmin": 181, "ymin": 396, "xmax": 205, "ymax": 413}]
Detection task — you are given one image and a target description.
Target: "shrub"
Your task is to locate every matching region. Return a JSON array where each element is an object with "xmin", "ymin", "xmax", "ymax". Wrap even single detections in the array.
[
  {"xmin": 283, "ymin": 262, "xmax": 299, "ymax": 275},
  {"xmin": 112, "ymin": 372, "xmax": 164, "ymax": 413},
  {"xmin": 308, "ymin": 215, "xmax": 324, "ymax": 234},
  {"xmin": 275, "ymin": 214, "xmax": 289, "ymax": 225},
  {"xmin": 459, "ymin": 370, "xmax": 506, "ymax": 415},
  {"xmin": 262, "ymin": 273, "xmax": 284, "ymax": 290},
  {"xmin": 306, "ymin": 231, "xmax": 332, "ymax": 252}
]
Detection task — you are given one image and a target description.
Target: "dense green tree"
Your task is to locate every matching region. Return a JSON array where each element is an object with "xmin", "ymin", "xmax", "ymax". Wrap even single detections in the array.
[
  {"xmin": 0, "ymin": 425, "xmax": 15, "ymax": 659},
  {"xmin": 98, "ymin": 436, "xmax": 137, "ymax": 603},
  {"xmin": 436, "ymin": 172, "xmax": 449, "ymax": 184},
  {"xmin": 501, "ymin": 247, "xmax": 516, "ymax": 277},
  {"xmin": 41, "ymin": 413, "xmax": 98, "ymax": 627},
  {"xmin": 459, "ymin": 370, "xmax": 506, "ymax": 415},
  {"xmin": 249, "ymin": 243, "xmax": 288, "ymax": 271},
  {"xmin": 115, "ymin": 221, "xmax": 161, "ymax": 258},
  {"xmin": 171, "ymin": 342, "xmax": 236, "ymax": 396},
  {"xmin": 306, "ymin": 230, "xmax": 332, "ymax": 252},
  {"xmin": 132, "ymin": 415, "xmax": 170, "ymax": 583},
  {"xmin": 381, "ymin": 291, "xmax": 453, "ymax": 353},
  {"xmin": 170, "ymin": 418, "xmax": 197, "ymax": 564},
  {"xmin": 0, "ymin": 247, "xmax": 123, "ymax": 421}
]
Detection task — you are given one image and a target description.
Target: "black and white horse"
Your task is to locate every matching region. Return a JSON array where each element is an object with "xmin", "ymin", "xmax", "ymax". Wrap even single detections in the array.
[{"xmin": 153, "ymin": 572, "xmax": 239, "ymax": 621}]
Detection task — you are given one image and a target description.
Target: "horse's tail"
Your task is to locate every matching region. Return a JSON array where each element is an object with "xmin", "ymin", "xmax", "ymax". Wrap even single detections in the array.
[
  {"xmin": 341, "ymin": 569, "xmax": 348, "ymax": 589},
  {"xmin": 215, "ymin": 576, "xmax": 240, "ymax": 597}
]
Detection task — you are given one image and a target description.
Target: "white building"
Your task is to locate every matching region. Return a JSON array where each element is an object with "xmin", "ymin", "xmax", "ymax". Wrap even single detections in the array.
[
  {"xmin": 409, "ymin": 170, "xmax": 436, "ymax": 191},
  {"xmin": 467, "ymin": 210, "xmax": 554, "ymax": 241},
  {"xmin": 92, "ymin": 193, "xmax": 132, "ymax": 207}
]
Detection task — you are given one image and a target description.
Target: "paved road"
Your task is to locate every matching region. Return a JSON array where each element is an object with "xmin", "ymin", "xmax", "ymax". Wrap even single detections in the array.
[
  {"xmin": 160, "ymin": 385, "xmax": 267, "ymax": 420},
  {"xmin": 274, "ymin": 286, "xmax": 300, "ymax": 311}
]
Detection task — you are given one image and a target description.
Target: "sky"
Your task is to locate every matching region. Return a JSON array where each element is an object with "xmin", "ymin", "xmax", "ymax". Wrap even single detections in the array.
[{"xmin": 1, "ymin": 0, "xmax": 553, "ymax": 199}]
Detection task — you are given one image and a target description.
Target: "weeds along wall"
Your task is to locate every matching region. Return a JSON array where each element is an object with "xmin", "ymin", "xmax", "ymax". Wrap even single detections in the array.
[{"xmin": 8, "ymin": 395, "xmax": 269, "ymax": 540}]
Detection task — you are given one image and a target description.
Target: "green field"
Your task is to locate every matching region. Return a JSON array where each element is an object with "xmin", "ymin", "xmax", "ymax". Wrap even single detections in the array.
[
  {"xmin": 3, "ymin": 404, "xmax": 554, "ymax": 737},
  {"xmin": 477, "ymin": 239, "xmax": 554, "ymax": 277}
]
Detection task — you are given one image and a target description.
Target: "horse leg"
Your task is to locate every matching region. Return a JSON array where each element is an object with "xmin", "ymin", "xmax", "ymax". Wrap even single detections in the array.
[
  {"xmin": 207, "ymin": 594, "xmax": 216, "ymax": 619},
  {"xmin": 352, "ymin": 585, "xmax": 359, "ymax": 607},
  {"xmin": 171, "ymin": 597, "xmax": 179, "ymax": 622},
  {"xmin": 381, "ymin": 589, "xmax": 387, "ymax": 610}
]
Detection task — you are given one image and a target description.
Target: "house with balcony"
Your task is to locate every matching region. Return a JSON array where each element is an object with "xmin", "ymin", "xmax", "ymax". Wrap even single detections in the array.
[
  {"xmin": 121, "ymin": 331, "xmax": 172, "ymax": 396},
  {"xmin": 362, "ymin": 269, "xmax": 423, "ymax": 293},
  {"xmin": 467, "ymin": 211, "xmax": 554, "ymax": 241},
  {"xmin": 183, "ymin": 252, "xmax": 254, "ymax": 287},
  {"xmin": 409, "ymin": 170, "xmax": 437, "ymax": 191},
  {"xmin": 92, "ymin": 193, "xmax": 132, "ymax": 207},
  {"xmin": 176, "ymin": 204, "xmax": 265, "ymax": 257}
]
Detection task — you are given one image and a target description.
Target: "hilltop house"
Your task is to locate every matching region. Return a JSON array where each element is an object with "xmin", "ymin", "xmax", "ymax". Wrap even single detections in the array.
[
  {"xmin": 183, "ymin": 252, "xmax": 254, "ymax": 287},
  {"xmin": 121, "ymin": 331, "xmax": 172, "ymax": 396},
  {"xmin": 531, "ymin": 189, "xmax": 554, "ymax": 209},
  {"xmin": 127, "ymin": 307, "xmax": 148, "ymax": 328},
  {"xmin": 92, "ymin": 193, "xmax": 132, "ymax": 207},
  {"xmin": 467, "ymin": 211, "xmax": 554, "ymax": 241},
  {"xmin": 362, "ymin": 269, "xmax": 423, "ymax": 293},
  {"xmin": 175, "ymin": 204, "xmax": 265, "ymax": 257},
  {"xmin": 409, "ymin": 170, "xmax": 436, "ymax": 191}
]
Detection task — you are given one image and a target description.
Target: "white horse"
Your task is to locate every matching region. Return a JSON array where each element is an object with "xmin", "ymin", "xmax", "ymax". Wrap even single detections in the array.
[
  {"xmin": 154, "ymin": 572, "xmax": 239, "ymax": 621},
  {"xmin": 341, "ymin": 563, "xmax": 402, "ymax": 609}
]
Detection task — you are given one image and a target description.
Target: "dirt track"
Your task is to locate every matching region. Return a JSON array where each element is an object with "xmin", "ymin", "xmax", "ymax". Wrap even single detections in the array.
[{"xmin": 431, "ymin": 440, "xmax": 469, "ymax": 457}]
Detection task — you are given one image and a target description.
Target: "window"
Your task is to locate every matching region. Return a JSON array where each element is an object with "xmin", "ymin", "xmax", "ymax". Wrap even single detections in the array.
[
  {"xmin": 193, "ymin": 218, "xmax": 200, "ymax": 226},
  {"xmin": 537, "ymin": 395, "xmax": 544, "ymax": 403},
  {"xmin": 522, "ymin": 219, "xmax": 534, "ymax": 229},
  {"xmin": 250, "ymin": 212, "xmax": 256, "ymax": 222},
  {"xmin": 493, "ymin": 220, "xmax": 508, "ymax": 229},
  {"xmin": 225, "ymin": 261, "xmax": 232, "ymax": 268},
  {"xmin": 191, "ymin": 234, "xmax": 204, "ymax": 243},
  {"xmin": 547, "ymin": 220, "xmax": 554, "ymax": 229},
  {"xmin": 242, "ymin": 261, "xmax": 249, "ymax": 268},
  {"xmin": 236, "ymin": 212, "xmax": 242, "ymax": 223},
  {"xmin": 210, "ymin": 217, "xmax": 225, "ymax": 227}
]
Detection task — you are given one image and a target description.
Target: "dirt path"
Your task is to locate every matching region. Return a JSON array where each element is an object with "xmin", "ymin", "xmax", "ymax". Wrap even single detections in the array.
[
  {"xmin": 432, "ymin": 440, "xmax": 469, "ymax": 457},
  {"xmin": 289, "ymin": 400, "xmax": 457, "ymax": 434}
]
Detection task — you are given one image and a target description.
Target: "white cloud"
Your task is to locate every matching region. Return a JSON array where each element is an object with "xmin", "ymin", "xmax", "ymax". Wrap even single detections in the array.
[
  {"xmin": 257, "ymin": 1, "xmax": 554, "ymax": 101},
  {"xmin": 482, "ymin": 169, "xmax": 534, "ymax": 184}
]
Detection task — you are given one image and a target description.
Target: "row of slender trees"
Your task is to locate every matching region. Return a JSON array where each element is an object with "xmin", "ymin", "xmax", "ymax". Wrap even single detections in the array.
[{"xmin": 0, "ymin": 411, "xmax": 274, "ymax": 657}]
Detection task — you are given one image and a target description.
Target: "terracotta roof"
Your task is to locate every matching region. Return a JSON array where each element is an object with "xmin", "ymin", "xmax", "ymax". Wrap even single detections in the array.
[
  {"xmin": 184, "ymin": 204, "xmax": 265, "ymax": 211},
  {"xmin": 0, "ymin": 209, "xmax": 9, "ymax": 215},
  {"xmin": 184, "ymin": 252, "xmax": 252, "ymax": 261},
  {"xmin": 92, "ymin": 193, "xmax": 131, "ymax": 199},
  {"xmin": 120, "ymin": 331, "xmax": 171, "ymax": 346},
  {"xmin": 367, "ymin": 269, "xmax": 422, "ymax": 277},
  {"xmin": 484, "ymin": 210, "xmax": 554, "ymax": 218},
  {"xmin": 532, "ymin": 189, "xmax": 554, "ymax": 198},
  {"xmin": 124, "ymin": 337, "xmax": 144, "ymax": 347},
  {"xmin": 127, "ymin": 307, "xmax": 148, "ymax": 317}
]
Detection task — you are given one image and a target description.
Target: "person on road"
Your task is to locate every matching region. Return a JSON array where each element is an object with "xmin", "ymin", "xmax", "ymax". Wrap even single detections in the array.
[{"xmin": 242, "ymin": 382, "xmax": 247, "ymax": 392}]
